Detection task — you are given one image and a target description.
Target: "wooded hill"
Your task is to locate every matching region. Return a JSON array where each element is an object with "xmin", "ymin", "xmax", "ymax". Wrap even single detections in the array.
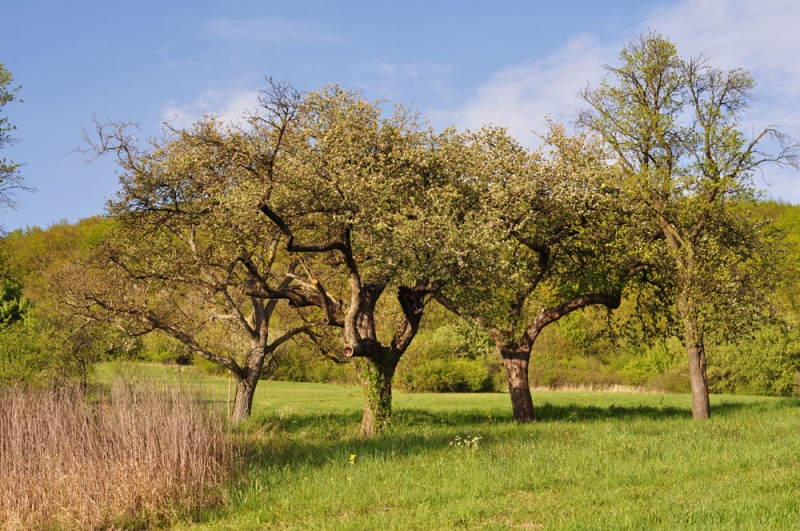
[{"xmin": 2, "ymin": 199, "xmax": 798, "ymax": 398}]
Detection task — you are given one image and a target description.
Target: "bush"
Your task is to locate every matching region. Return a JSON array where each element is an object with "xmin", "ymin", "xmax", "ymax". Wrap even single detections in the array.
[
  {"xmin": 269, "ymin": 340, "xmax": 356, "ymax": 384},
  {"xmin": 397, "ymin": 355, "xmax": 495, "ymax": 392},
  {"xmin": 708, "ymin": 324, "xmax": 800, "ymax": 396},
  {"xmin": 395, "ymin": 322, "xmax": 502, "ymax": 393},
  {"xmin": 0, "ymin": 305, "xmax": 141, "ymax": 389},
  {"xmin": 0, "ymin": 312, "xmax": 51, "ymax": 387}
]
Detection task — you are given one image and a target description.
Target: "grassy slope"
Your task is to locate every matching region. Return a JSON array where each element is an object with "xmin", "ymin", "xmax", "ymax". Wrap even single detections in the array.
[{"xmin": 99, "ymin": 364, "xmax": 800, "ymax": 530}]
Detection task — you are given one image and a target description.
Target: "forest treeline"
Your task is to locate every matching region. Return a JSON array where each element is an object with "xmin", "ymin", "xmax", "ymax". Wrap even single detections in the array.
[{"xmin": 2, "ymin": 33, "xmax": 800, "ymax": 434}]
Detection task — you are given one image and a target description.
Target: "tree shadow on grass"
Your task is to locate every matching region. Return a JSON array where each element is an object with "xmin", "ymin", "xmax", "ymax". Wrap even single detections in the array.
[
  {"xmin": 250, "ymin": 395, "xmax": 792, "ymax": 433},
  {"xmin": 530, "ymin": 396, "xmax": 799, "ymax": 421},
  {"xmin": 236, "ymin": 397, "xmax": 796, "ymax": 472},
  {"xmin": 533, "ymin": 402, "xmax": 693, "ymax": 422}
]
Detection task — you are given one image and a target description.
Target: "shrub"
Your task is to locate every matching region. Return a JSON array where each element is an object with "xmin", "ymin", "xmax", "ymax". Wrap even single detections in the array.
[
  {"xmin": 396, "ymin": 322, "xmax": 501, "ymax": 392},
  {"xmin": 269, "ymin": 340, "xmax": 356, "ymax": 384},
  {"xmin": 708, "ymin": 324, "xmax": 800, "ymax": 396},
  {"xmin": 0, "ymin": 313, "xmax": 50, "ymax": 387},
  {"xmin": 397, "ymin": 355, "xmax": 495, "ymax": 392}
]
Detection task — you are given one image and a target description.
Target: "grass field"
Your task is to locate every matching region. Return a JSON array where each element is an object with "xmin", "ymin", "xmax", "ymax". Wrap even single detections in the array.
[{"xmin": 101, "ymin": 364, "xmax": 800, "ymax": 530}]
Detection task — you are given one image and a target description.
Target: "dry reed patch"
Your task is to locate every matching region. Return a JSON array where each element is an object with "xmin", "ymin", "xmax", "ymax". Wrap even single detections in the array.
[
  {"xmin": 529, "ymin": 383, "xmax": 657, "ymax": 394},
  {"xmin": 0, "ymin": 381, "xmax": 235, "ymax": 530}
]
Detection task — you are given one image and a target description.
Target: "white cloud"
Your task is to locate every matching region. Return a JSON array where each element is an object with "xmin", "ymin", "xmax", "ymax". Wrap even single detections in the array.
[
  {"xmin": 644, "ymin": 0, "xmax": 800, "ymax": 75},
  {"xmin": 160, "ymin": 88, "xmax": 261, "ymax": 129},
  {"xmin": 446, "ymin": 34, "xmax": 615, "ymax": 146},
  {"xmin": 449, "ymin": 0, "xmax": 800, "ymax": 201}
]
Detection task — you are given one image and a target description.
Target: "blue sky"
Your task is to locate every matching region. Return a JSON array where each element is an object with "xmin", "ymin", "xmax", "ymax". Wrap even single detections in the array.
[{"xmin": 2, "ymin": 0, "xmax": 799, "ymax": 230}]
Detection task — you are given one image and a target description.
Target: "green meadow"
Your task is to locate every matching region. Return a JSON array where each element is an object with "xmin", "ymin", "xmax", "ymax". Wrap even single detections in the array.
[{"xmin": 100, "ymin": 365, "xmax": 800, "ymax": 531}]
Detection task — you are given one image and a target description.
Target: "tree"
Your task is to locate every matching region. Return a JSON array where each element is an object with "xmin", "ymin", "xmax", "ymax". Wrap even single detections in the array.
[
  {"xmin": 63, "ymin": 117, "xmax": 331, "ymax": 421},
  {"xmin": 434, "ymin": 124, "xmax": 643, "ymax": 421},
  {"xmin": 65, "ymin": 81, "xmax": 458, "ymax": 432},
  {"xmin": 253, "ymin": 85, "xmax": 460, "ymax": 435},
  {"xmin": 579, "ymin": 32, "xmax": 797, "ymax": 419},
  {"xmin": 0, "ymin": 64, "xmax": 32, "ymax": 214}
]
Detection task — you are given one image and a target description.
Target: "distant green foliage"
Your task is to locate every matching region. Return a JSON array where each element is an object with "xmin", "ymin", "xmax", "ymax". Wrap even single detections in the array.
[
  {"xmin": 0, "ymin": 314, "xmax": 49, "ymax": 386},
  {"xmin": 0, "ymin": 217, "xmax": 121, "ymax": 388},
  {"xmin": 708, "ymin": 325, "xmax": 800, "ymax": 396},
  {"xmin": 0, "ymin": 279, "xmax": 27, "ymax": 327},
  {"xmin": 616, "ymin": 338, "xmax": 685, "ymax": 386},
  {"xmin": 269, "ymin": 340, "xmax": 356, "ymax": 384},
  {"xmin": 396, "ymin": 322, "xmax": 503, "ymax": 392}
]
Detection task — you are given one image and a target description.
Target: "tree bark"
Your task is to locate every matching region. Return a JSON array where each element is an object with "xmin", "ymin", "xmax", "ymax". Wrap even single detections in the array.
[
  {"xmin": 501, "ymin": 350, "xmax": 535, "ymax": 422},
  {"xmin": 231, "ymin": 369, "xmax": 260, "ymax": 422},
  {"xmin": 356, "ymin": 353, "xmax": 397, "ymax": 436},
  {"xmin": 347, "ymin": 284, "xmax": 426, "ymax": 436},
  {"xmin": 680, "ymin": 291, "xmax": 711, "ymax": 419},
  {"xmin": 683, "ymin": 316, "xmax": 710, "ymax": 419},
  {"xmin": 230, "ymin": 333, "xmax": 270, "ymax": 423}
]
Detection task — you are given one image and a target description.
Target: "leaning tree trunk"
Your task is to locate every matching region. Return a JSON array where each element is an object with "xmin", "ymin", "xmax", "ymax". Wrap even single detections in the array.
[
  {"xmin": 501, "ymin": 349, "xmax": 535, "ymax": 422},
  {"xmin": 680, "ymin": 291, "xmax": 711, "ymax": 419},
  {"xmin": 355, "ymin": 352, "xmax": 398, "ymax": 436},
  {"xmin": 231, "ymin": 370, "xmax": 261, "ymax": 422},
  {"xmin": 497, "ymin": 294, "xmax": 622, "ymax": 423},
  {"xmin": 230, "ymin": 338, "xmax": 269, "ymax": 423}
]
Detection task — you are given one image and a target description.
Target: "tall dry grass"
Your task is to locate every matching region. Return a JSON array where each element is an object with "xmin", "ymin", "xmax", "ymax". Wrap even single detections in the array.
[
  {"xmin": 529, "ymin": 382, "xmax": 659, "ymax": 394},
  {"xmin": 0, "ymin": 380, "xmax": 235, "ymax": 530}
]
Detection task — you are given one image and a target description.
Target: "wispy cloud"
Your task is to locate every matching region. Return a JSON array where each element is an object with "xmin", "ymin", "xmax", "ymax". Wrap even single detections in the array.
[
  {"xmin": 447, "ymin": 0, "xmax": 800, "ymax": 201},
  {"xmin": 643, "ymin": 0, "xmax": 800, "ymax": 124},
  {"xmin": 445, "ymin": 33, "xmax": 613, "ymax": 146},
  {"xmin": 160, "ymin": 88, "xmax": 261, "ymax": 128},
  {"xmin": 349, "ymin": 60, "xmax": 454, "ymax": 110},
  {"xmin": 203, "ymin": 18, "xmax": 338, "ymax": 47},
  {"xmin": 642, "ymin": 0, "xmax": 800, "ymax": 201}
]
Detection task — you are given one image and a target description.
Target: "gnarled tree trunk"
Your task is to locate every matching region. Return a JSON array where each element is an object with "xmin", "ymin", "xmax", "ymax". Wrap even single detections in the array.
[
  {"xmin": 230, "ymin": 330, "xmax": 270, "ymax": 423},
  {"xmin": 232, "ymin": 368, "xmax": 261, "ymax": 422},
  {"xmin": 356, "ymin": 352, "xmax": 398, "ymax": 436},
  {"xmin": 346, "ymin": 283, "xmax": 427, "ymax": 436}
]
